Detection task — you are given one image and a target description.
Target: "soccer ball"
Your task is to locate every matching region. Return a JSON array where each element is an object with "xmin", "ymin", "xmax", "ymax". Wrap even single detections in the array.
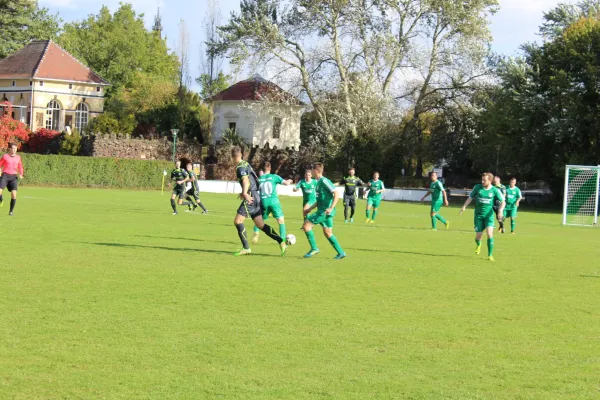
[{"xmin": 286, "ymin": 234, "xmax": 296, "ymax": 245}]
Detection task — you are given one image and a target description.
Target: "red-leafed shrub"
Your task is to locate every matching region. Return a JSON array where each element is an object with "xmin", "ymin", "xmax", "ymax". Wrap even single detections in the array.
[
  {"xmin": 26, "ymin": 128, "xmax": 62, "ymax": 154},
  {"xmin": 0, "ymin": 102, "xmax": 30, "ymax": 150}
]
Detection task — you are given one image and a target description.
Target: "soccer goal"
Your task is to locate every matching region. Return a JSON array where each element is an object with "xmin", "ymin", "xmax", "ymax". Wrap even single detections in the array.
[{"xmin": 563, "ymin": 165, "xmax": 600, "ymax": 226}]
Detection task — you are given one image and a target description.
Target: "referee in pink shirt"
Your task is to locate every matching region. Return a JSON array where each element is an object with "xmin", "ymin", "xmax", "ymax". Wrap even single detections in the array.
[{"xmin": 0, "ymin": 143, "xmax": 24, "ymax": 216}]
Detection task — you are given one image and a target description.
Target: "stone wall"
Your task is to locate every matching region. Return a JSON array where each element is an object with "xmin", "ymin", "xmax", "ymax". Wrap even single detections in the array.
[
  {"xmin": 81, "ymin": 134, "xmax": 203, "ymax": 162},
  {"xmin": 205, "ymin": 145, "xmax": 318, "ymax": 181}
]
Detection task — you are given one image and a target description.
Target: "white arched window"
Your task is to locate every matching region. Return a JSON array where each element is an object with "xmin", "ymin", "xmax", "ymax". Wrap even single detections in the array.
[
  {"xmin": 75, "ymin": 103, "xmax": 89, "ymax": 131},
  {"xmin": 46, "ymin": 100, "xmax": 60, "ymax": 130}
]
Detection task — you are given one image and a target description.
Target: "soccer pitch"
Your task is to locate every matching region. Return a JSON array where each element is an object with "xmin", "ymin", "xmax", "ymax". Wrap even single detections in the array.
[{"xmin": 1, "ymin": 187, "xmax": 599, "ymax": 399}]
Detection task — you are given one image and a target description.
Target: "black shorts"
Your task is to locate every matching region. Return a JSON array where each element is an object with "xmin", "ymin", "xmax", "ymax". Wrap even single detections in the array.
[
  {"xmin": 186, "ymin": 188, "xmax": 199, "ymax": 198},
  {"xmin": 0, "ymin": 174, "xmax": 18, "ymax": 192},
  {"xmin": 172, "ymin": 186, "xmax": 186, "ymax": 200},
  {"xmin": 344, "ymin": 194, "xmax": 356, "ymax": 208},
  {"xmin": 493, "ymin": 206, "xmax": 502, "ymax": 220},
  {"xmin": 237, "ymin": 192, "xmax": 263, "ymax": 219}
]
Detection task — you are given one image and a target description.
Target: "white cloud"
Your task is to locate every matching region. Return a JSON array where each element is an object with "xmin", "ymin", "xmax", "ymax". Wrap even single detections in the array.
[
  {"xmin": 39, "ymin": 0, "xmax": 78, "ymax": 8},
  {"xmin": 490, "ymin": 0, "xmax": 566, "ymax": 54},
  {"xmin": 498, "ymin": 0, "xmax": 566, "ymax": 12},
  {"xmin": 40, "ymin": 0, "xmax": 165, "ymax": 25}
]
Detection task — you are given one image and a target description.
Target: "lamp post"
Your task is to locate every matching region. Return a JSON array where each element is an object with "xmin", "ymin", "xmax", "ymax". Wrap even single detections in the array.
[
  {"xmin": 171, "ymin": 129, "xmax": 179, "ymax": 163},
  {"xmin": 495, "ymin": 145, "xmax": 501, "ymax": 174}
]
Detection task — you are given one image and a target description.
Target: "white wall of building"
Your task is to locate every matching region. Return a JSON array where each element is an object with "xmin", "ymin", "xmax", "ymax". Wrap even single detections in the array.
[{"xmin": 211, "ymin": 101, "xmax": 302, "ymax": 150}]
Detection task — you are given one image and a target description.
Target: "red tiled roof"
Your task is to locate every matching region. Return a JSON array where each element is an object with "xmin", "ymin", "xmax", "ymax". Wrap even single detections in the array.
[
  {"xmin": 209, "ymin": 76, "xmax": 303, "ymax": 105},
  {"xmin": 0, "ymin": 41, "xmax": 47, "ymax": 79},
  {"xmin": 0, "ymin": 40, "xmax": 109, "ymax": 85}
]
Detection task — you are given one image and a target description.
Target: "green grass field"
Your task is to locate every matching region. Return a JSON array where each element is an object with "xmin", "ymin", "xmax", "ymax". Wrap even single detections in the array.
[{"xmin": 1, "ymin": 187, "xmax": 599, "ymax": 399}]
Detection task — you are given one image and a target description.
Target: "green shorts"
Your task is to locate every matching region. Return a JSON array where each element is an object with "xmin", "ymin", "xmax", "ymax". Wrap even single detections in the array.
[
  {"xmin": 367, "ymin": 197, "xmax": 382, "ymax": 209},
  {"xmin": 307, "ymin": 211, "xmax": 334, "ymax": 228},
  {"xmin": 262, "ymin": 201, "xmax": 284, "ymax": 219},
  {"xmin": 474, "ymin": 214, "xmax": 495, "ymax": 233},
  {"xmin": 504, "ymin": 207, "xmax": 518, "ymax": 219},
  {"xmin": 431, "ymin": 200, "xmax": 443, "ymax": 213},
  {"xmin": 303, "ymin": 200, "xmax": 316, "ymax": 208}
]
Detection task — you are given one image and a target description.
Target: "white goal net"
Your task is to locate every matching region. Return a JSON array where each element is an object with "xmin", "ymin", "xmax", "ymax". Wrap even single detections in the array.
[{"xmin": 563, "ymin": 165, "xmax": 600, "ymax": 226}]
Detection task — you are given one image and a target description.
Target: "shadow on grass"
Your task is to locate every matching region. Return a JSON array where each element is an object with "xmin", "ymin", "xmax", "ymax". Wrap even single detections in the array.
[
  {"xmin": 76, "ymin": 242, "xmax": 282, "ymax": 258},
  {"xmin": 347, "ymin": 247, "xmax": 471, "ymax": 259},
  {"xmin": 579, "ymin": 274, "xmax": 600, "ymax": 279},
  {"xmin": 134, "ymin": 235, "xmax": 237, "ymax": 246},
  {"xmin": 359, "ymin": 224, "xmax": 474, "ymax": 234}
]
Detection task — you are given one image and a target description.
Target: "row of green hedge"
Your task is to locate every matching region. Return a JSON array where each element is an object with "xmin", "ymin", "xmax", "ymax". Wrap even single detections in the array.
[{"xmin": 19, "ymin": 154, "xmax": 173, "ymax": 189}]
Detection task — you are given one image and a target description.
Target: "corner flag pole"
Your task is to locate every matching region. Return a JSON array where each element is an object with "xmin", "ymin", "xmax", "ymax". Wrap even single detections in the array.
[{"xmin": 161, "ymin": 170, "xmax": 167, "ymax": 195}]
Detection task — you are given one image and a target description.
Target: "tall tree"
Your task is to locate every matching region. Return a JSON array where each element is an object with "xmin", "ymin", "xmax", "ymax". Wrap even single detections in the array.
[
  {"xmin": 397, "ymin": 0, "xmax": 498, "ymax": 176},
  {"xmin": 213, "ymin": 0, "xmax": 496, "ymax": 148},
  {"xmin": 177, "ymin": 19, "xmax": 192, "ymax": 133},
  {"xmin": 197, "ymin": 0, "xmax": 232, "ymax": 99},
  {"xmin": 0, "ymin": 0, "xmax": 60, "ymax": 59},
  {"xmin": 57, "ymin": 4, "xmax": 179, "ymax": 94},
  {"xmin": 540, "ymin": 0, "xmax": 600, "ymax": 39},
  {"xmin": 477, "ymin": 6, "xmax": 600, "ymax": 195}
]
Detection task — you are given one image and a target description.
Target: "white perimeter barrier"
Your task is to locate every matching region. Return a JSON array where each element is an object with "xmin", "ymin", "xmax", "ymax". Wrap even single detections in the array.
[{"xmin": 197, "ymin": 180, "xmax": 430, "ymax": 202}]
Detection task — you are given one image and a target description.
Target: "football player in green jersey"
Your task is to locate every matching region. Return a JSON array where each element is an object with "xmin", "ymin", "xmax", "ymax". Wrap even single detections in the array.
[
  {"xmin": 460, "ymin": 172, "xmax": 505, "ymax": 261},
  {"xmin": 365, "ymin": 172, "xmax": 385, "ymax": 223},
  {"xmin": 302, "ymin": 162, "xmax": 346, "ymax": 259},
  {"xmin": 168, "ymin": 160, "xmax": 194, "ymax": 215},
  {"xmin": 493, "ymin": 176, "xmax": 508, "ymax": 233},
  {"xmin": 339, "ymin": 167, "xmax": 364, "ymax": 223},
  {"xmin": 293, "ymin": 169, "xmax": 317, "ymax": 221},
  {"xmin": 185, "ymin": 163, "xmax": 208, "ymax": 213},
  {"xmin": 252, "ymin": 161, "xmax": 293, "ymax": 244},
  {"xmin": 504, "ymin": 177, "xmax": 523, "ymax": 234},
  {"xmin": 231, "ymin": 147, "xmax": 287, "ymax": 257},
  {"xmin": 420, "ymin": 171, "xmax": 449, "ymax": 230}
]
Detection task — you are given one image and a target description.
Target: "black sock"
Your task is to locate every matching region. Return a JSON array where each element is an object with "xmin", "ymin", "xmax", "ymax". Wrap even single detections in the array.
[
  {"xmin": 197, "ymin": 201, "xmax": 207, "ymax": 212},
  {"xmin": 236, "ymin": 223, "xmax": 249, "ymax": 249},
  {"xmin": 170, "ymin": 199, "xmax": 177, "ymax": 212},
  {"xmin": 10, "ymin": 198, "xmax": 16, "ymax": 212},
  {"xmin": 344, "ymin": 206, "xmax": 349, "ymax": 220},
  {"xmin": 181, "ymin": 201, "xmax": 191, "ymax": 206},
  {"xmin": 0, "ymin": 194, "xmax": 3, "ymax": 203},
  {"xmin": 262, "ymin": 224, "xmax": 283, "ymax": 244},
  {"xmin": 499, "ymin": 219, "xmax": 505, "ymax": 229},
  {"xmin": 350, "ymin": 206, "xmax": 355, "ymax": 219}
]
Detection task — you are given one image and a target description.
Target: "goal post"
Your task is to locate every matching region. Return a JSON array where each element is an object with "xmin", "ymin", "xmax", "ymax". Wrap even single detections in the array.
[{"xmin": 563, "ymin": 165, "xmax": 600, "ymax": 226}]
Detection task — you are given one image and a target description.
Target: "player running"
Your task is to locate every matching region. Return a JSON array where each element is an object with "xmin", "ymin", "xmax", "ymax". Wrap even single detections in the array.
[
  {"xmin": 168, "ymin": 161, "xmax": 194, "ymax": 215},
  {"xmin": 420, "ymin": 171, "xmax": 449, "ymax": 230},
  {"xmin": 493, "ymin": 175, "xmax": 507, "ymax": 233},
  {"xmin": 365, "ymin": 172, "xmax": 385, "ymax": 223},
  {"xmin": 504, "ymin": 177, "xmax": 523, "ymax": 234},
  {"xmin": 0, "ymin": 143, "xmax": 24, "ymax": 216},
  {"xmin": 231, "ymin": 147, "xmax": 287, "ymax": 256},
  {"xmin": 460, "ymin": 172, "xmax": 505, "ymax": 262},
  {"xmin": 252, "ymin": 162, "xmax": 293, "ymax": 244},
  {"xmin": 339, "ymin": 167, "xmax": 364, "ymax": 223},
  {"xmin": 185, "ymin": 163, "xmax": 208, "ymax": 214},
  {"xmin": 302, "ymin": 162, "xmax": 346, "ymax": 259},
  {"xmin": 293, "ymin": 169, "xmax": 317, "ymax": 221}
]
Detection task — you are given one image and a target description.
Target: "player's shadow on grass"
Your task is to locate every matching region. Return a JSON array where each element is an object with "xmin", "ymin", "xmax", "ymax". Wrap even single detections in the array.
[
  {"xmin": 347, "ymin": 247, "xmax": 470, "ymax": 259},
  {"xmin": 134, "ymin": 235, "xmax": 237, "ymax": 246},
  {"xmin": 79, "ymin": 242, "xmax": 282, "ymax": 258},
  {"xmin": 370, "ymin": 225, "xmax": 473, "ymax": 233}
]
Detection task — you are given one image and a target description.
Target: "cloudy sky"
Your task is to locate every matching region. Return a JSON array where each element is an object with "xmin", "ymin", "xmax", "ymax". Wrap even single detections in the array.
[{"xmin": 40, "ymin": 0, "xmax": 567, "ymax": 89}]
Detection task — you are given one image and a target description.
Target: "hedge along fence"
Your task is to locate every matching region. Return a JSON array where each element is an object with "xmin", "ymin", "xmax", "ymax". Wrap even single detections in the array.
[{"xmin": 19, "ymin": 154, "xmax": 173, "ymax": 189}]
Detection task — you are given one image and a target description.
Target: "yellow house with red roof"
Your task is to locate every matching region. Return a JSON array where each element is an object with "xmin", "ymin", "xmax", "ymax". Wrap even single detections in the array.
[{"xmin": 0, "ymin": 40, "xmax": 109, "ymax": 132}]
